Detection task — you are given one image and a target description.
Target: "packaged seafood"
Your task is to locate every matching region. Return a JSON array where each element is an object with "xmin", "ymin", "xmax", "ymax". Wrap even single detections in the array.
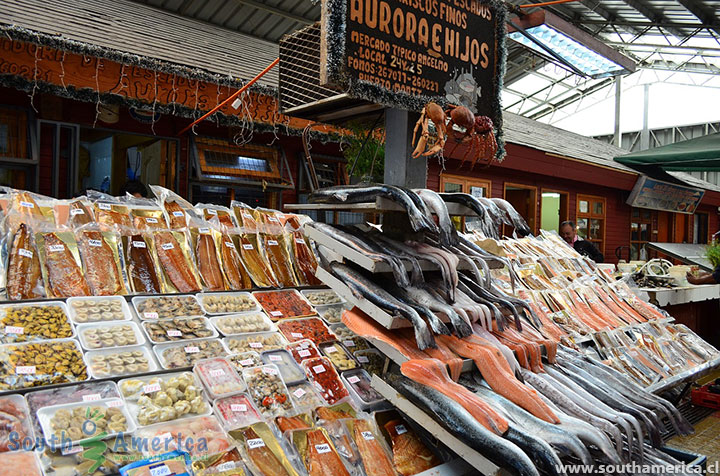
[
  {"xmin": 278, "ymin": 317, "xmax": 335, "ymax": 345},
  {"xmin": 153, "ymin": 231, "xmax": 202, "ymax": 293},
  {"xmin": 288, "ymin": 382, "xmax": 325, "ymax": 411},
  {"xmin": 155, "ymin": 338, "xmax": 227, "ymax": 369},
  {"xmin": 320, "ymin": 341, "xmax": 358, "ymax": 371},
  {"xmin": 193, "ymin": 450, "xmax": 250, "ymax": 476},
  {"xmin": 76, "ymin": 229, "xmax": 127, "ymax": 295},
  {"xmin": 62, "ymin": 198, "xmax": 95, "ymax": 229},
  {"xmin": 193, "ymin": 228, "xmax": 227, "ymax": 292},
  {"xmin": 165, "ymin": 200, "xmax": 190, "ymax": 229},
  {"xmin": 314, "ymin": 403, "xmax": 356, "ymax": 422},
  {"xmin": 6, "ymin": 222, "xmax": 44, "ymax": 301},
  {"xmin": 119, "ymin": 450, "xmax": 194, "ymax": 476},
  {"xmin": 67, "ymin": 296, "xmax": 131, "ymax": 323},
  {"xmin": 150, "ymin": 185, "xmax": 194, "ymax": 231},
  {"xmin": 383, "ymin": 418, "xmax": 440, "ymax": 475},
  {"xmin": 353, "ymin": 349, "xmax": 385, "ymax": 375},
  {"xmin": 286, "ymin": 339, "xmax": 321, "ymax": 364},
  {"xmin": 275, "ymin": 412, "xmax": 314, "ymax": 434},
  {"xmin": 290, "ymin": 427, "xmax": 352, "ymax": 476},
  {"xmin": 37, "ymin": 399, "xmax": 133, "ymax": 445},
  {"xmin": 232, "ymin": 422, "xmax": 300, "ymax": 476},
  {"xmin": 0, "ymin": 395, "xmax": 34, "ymax": 452},
  {"xmin": 258, "ymin": 232, "xmax": 298, "ymax": 288},
  {"xmin": 228, "ymin": 351, "xmax": 263, "ymax": 372},
  {"xmin": 133, "ymin": 415, "xmax": 231, "ymax": 457},
  {"xmin": 237, "ymin": 233, "xmax": 279, "ymax": 288},
  {"xmin": 285, "ymin": 215, "xmax": 320, "ymax": 286},
  {"xmin": 200, "ymin": 292, "xmax": 259, "ymax": 314},
  {"xmin": 194, "ymin": 357, "xmax": 246, "ymax": 399},
  {"xmin": 125, "ymin": 234, "xmax": 163, "ymax": 294},
  {"xmin": 85, "ymin": 346, "xmax": 157, "ymax": 379},
  {"xmin": 0, "ymin": 302, "xmax": 74, "ymax": 343},
  {"xmin": 211, "ymin": 312, "xmax": 275, "ymax": 336},
  {"xmin": 77, "ymin": 321, "xmax": 145, "ymax": 350},
  {"xmin": 93, "ymin": 201, "xmax": 132, "ymax": 234},
  {"xmin": 214, "ymin": 393, "xmax": 263, "ymax": 430},
  {"xmin": 302, "ymin": 290, "xmax": 343, "ymax": 306},
  {"xmin": 131, "ymin": 207, "xmax": 168, "ymax": 232},
  {"xmin": 36, "ymin": 231, "xmax": 90, "ymax": 297},
  {"xmin": 198, "ymin": 203, "xmax": 238, "ymax": 231},
  {"xmin": 142, "ymin": 317, "xmax": 217, "ymax": 343},
  {"xmin": 341, "ymin": 369, "xmax": 384, "ymax": 410},
  {"xmin": 330, "ymin": 323, "xmax": 371, "ymax": 351},
  {"xmin": 224, "ymin": 332, "xmax": 287, "ymax": 355},
  {"xmin": 6, "ymin": 191, "xmax": 49, "ymax": 229},
  {"xmin": 219, "ymin": 233, "xmax": 253, "ymax": 290},
  {"xmin": 0, "ymin": 339, "xmax": 88, "ymax": 390},
  {"xmin": 316, "ymin": 304, "xmax": 347, "ymax": 324},
  {"xmin": 253, "ymin": 289, "xmax": 315, "ymax": 320},
  {"xmin": 317, "ymin": 420, "xmax": 363, "ymax": 470},
  {"xmin": 242, "ymin": 364, "xmax": 294, "ymax": 417},
  {"xmin": 260, "ymin": 349, "xmax": 306, "ymax": 386},
  {"xmin": 302, "ymin": 357, "xmax": 349, "ymax": 405},
  {"xmin": 118, "ymin": 371, "xmax": 211, "ymax": 427},
  {"xmin": 133, "ymin": 295, "xmax": 204, "ymax": 320},
  {"xmin": 0, "ymin": 451, "xmax": 43, "ymax": 476},
  {"xmin": 347, "ymin": 418, "xmax": 396, "ymax": 476}
]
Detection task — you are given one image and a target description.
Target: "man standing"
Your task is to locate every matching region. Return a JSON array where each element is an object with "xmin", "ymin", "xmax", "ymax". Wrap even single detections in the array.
[{"xmin": 559, "ymin": 220, "xmax": 604, "ymax": 263}]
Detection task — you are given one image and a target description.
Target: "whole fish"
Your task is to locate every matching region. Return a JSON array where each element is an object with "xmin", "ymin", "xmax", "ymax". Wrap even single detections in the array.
[
  {"xmin": 392, "ymin": 287, "xmax": 451, "ymax": 336},
  {"xmin": 490, "ymin": 198, "xmax": 532, "ymax": 237},
  {"xmin": 437, "ymin": 192, "xmax": 495, "ymax": 237},
  {"xmin": 364, "ymin": 233, "xmax": 424, "ymax": 285},
  {"xmin": 330, "ymin": 262, "xmax": 435, "ymax": 350},
  {"xmin": 7, "ymin": 223, "xmax": 43, "ymax": 300},
  {"xmin": 415, "ymin": 189, "xmax": 458, "ymax": 247},
  {"xmin": 402, "ymin": 285, "xmax": 471, "ymax": 337},
  {"xmin": 387, "ymin": 373, "xmax": 541, "ymax": 476},
  {"xmin": 310, "ymin": 184, "xmax": 437, "ymax": 233}
]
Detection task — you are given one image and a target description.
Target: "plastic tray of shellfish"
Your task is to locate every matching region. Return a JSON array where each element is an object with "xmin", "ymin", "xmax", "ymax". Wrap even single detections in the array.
[
  {"xmin": 153, "ymin": 338, "xmax": 228, "ymax": 370},
  {"xmin": 117, "ymin": 371, "xmax": 213, "ymax": 427},
  {"xmin": 209, "ymin": 311, "xmax": 277, "ymax": 337},
  {"xmin": 131, "ymin": 295, "xmax": 205, "ymax": 320},
  {"xmin": 197, "ymin": 292, "xmax": 261, "ymax": 315},
  {"xmin": 0, "ymin": 301, "xmax": 75, "ymax": 343},
  {"xmin": 76, "ymin": 321, "xmax": 147, "ymax": 351},
  {"xmin": 84, "ymin": 345, "xmax": 159, "ymax": 379},
  {"xmin": 141, "ymin": 317, "xmax": 218, "ymax": 344},
  {"xmin": 66, "ymin": 296, "xmax": 132, "ymax": 324},
  {"xmin": 300, "ymin": 289, "xmax": 345, "ymax": 307}
]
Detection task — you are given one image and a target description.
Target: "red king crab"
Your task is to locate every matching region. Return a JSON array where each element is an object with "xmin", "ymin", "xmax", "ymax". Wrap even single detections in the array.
[{"xmin": 411, "ymin": 102, "xmax": 498, "ymax": 168}]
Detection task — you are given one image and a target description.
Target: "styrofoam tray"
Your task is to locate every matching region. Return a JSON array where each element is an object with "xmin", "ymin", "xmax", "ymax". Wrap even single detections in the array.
[
  {"xmin": 84, "ymin": 345, "xmax": 158, "ymax": 379},
  {"xmin": 37, "ymin": 398, "xmax": 135, "ymax": 446},
  {"xmin": 197, "ymin": 292, "xmax": 260, "ymax": 315},
  {"xmin": 209, "ymin": 311, "xmax": 276, "ymax": 337},
  {"xmin": 131, "ymin": 295, "xmax": 204, "ymax": 320},
  {"xmin": 141, "ymin": 316, "xmax": 218, "ymax": 344},
  {"xmin": 0, "ymin": 301, "xmax": 75, "ymax": 343},
  {"xmin": 301, "ymin": 289, "xmax": 345, "ymax": 306},
  {"xmin": 76, "ymin": 321, "xmax": 146, "ymax": 351},
  {"xmin": 222, "ymin": 331, "xmax": 288, "ymax": 355},
  {"xmin": 0, "ymin": 338, "xmax": 89, "ymax": 390},
  {"xmin": 153, "ymin": 338, "xmax": 228, "ymax": 370},
  {"xmin": 66, "ymin": 296, "xmax": 131, "ymax": 324},
  {"xmin": 251, "ymin": 289, "xmax": 316, "ymax": 320}
]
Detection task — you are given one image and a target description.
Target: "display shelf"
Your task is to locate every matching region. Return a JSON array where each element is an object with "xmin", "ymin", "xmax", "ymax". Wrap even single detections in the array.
[
  {"xmin": 371, "ymin": 374, "xmax": 505, "ymax": 476},
  {"xmin": 635, "ymin": 285, "xmax": 720, "ymax": 307},
  {"xmin": 286, "ymin": 197, "xmax": 478, "ymax": 216},
  {"xmin": 647, "ymin": 355, "xmax": 720, "ymax": 395},
  {"xmin": 365, "ymin": 335, "xmax": 475, "ymax": 374}
]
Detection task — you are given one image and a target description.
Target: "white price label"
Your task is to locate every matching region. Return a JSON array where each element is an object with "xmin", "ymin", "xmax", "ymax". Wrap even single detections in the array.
[
  {"xmin": 231, "ymin": 404, "xmax": 248, "ymax": 413},
  {"xmin": 247, "ymin": 438, "xmax": 265, "ymax": 449},
  {"xmin": 207, "ymin": 209, "xmax": 218, "ymax": 215},
  {"xmin": 269, "ymin": 354, "xmax": 282, "ymax": 362},
  {"xmin": 98, "ymin": 203, "xmax": 112, "ymax": 211},
  {"xmin": 298, "ymin": 349, "xmax": 311, "ymax": 358},
  {"xmin": 314, "ymin": 444, "xmax": 331, "ymax": 454},
  {"xmin": 133, "ymin": 240, "xmax": 147, "ymax": 248},
  {"xmin": 16, "ymin": 366, "xmax": 35, "ymax": 375},
  {"xmin": 199, "ymin": 227, "xmax": 210, "ymax": 234},
  {"xmin": 217, "ymin": 462, "xmax": 236, "ymax": 471},
  {"xmin": 62, "ymin": 445, "xmax": 83, "ymax": 456},
  {"xmin": 184, "ymin": 346, "xmax": 199, "ymax": 354},
  {"xmin": 18, "ymin": 248, "xmax": 33, "ymax": 259},
  {"xmin": 267, "ymin": 240, "xmax": 278, "ymax": 246},
  {"xmin": 291, "ymin": 332, "xmax": 303, "ymax": 338},
  {"xmin": 48, "ymin": 244, "xmax": 65, "ymax": 253},
  {"xmin": 19, "ymin": 201, "xmax": 34, "ymax": 208},
  {"xmin": 150, "ymin": 464, "xmax": 171, "ymax": 476},
  {"xmin": 82, "ymin": 394, "xmax": 102, "ymax": 402},
  {"xmin": 312, "ymin": 364, "xmax": 326, "ymax": 374},
  {"xmin": 395, "ymin": 425, "xmax": 407, "ymax": 435},
  {"xmin": 143, "ymin": 383, "xmax": 161, "ymax": 394},
  {"xmin": 324, "ymin": 346, "xmax": 337, "ymax": 354},
  {"xmin": 70, "ymin": 208, "xmax": 85, "ymax": 216},
  {"xmin": 347, "ymin": 376, "xmax": 360, "ymax": 384},
  {"xmin": 357, "ymin": 356, "xmax": 369, "ymax": 364},
  {"xmin": 239, "ymin": 358, "xmax": 254, "ymax": 366},
  {"xmin": 88, "ymin": 239, "xmax": 103, "ymax": 247},
  {"xmin": 293, "ymin": 388, "xmax": 306, "ymax": 398},
  {"xmin": 209, "ymin": 369, "xmax": 225, "ymax": 378},
  {"xmin": 263, "ymin": 366, "xmax": 278, "ymax": 375},
  {"xmin": 242, "ymin": 244, "xmax": 254, "ymax": 250},
  {"xmin": 161, "ymin": 243, "xmax": 175, "ymax": 251},
  {"xmin": 242, "ymin": 213, "xmax": 253, "ymax": 219},
  {"xmin": 249, "ymin": 342, "xmax": 263, "ymax": 349},
  {"xmin": 267, "ymin": 217, "xmax": 279, "ymax": 223},
  {"xmin": 295, "ymin": 238, "xmax": 306, "ymax": 244},
  {"xmin": 4, "ymin": 326, "xmax": 23, "ymax": 335},
  {"xmin": 361, "ymin": 431, "xmax": 375, "ymax": 441},
  {"xmin": 343, "ymin": 340, "xmax": 355, "ymax": 348},
  {"xmin": 270, "ymin": 311, "xmax": 283, "ymax": 317},
  {"xmin": 172, "ymin": 211, "xmax": 185, "ymax": 217},
  {"xmin": 167, "ymin": 330, "xmax": 182, "ymax": 337},
  {"xmin": 224, "ymin": 241, "xmax": 235, "ymax": 249},
  {"xmin": 144, "ymin": 312, "xmax": 158, "ymax": 319},
  {"xmin": 146, "ymin": 217, "xmax": 159, "ymax": 224}
]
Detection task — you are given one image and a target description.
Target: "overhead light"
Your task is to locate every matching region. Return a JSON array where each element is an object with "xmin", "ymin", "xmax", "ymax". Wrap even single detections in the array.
[{"xmin": 507, "ymin": 10, "xmax": 636, "ymax": 78}]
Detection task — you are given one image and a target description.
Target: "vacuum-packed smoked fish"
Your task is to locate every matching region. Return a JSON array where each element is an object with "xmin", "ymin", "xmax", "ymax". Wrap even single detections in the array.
[
  {"xmin": 41, "ymin": 232, "xmax": 90, "ymax": 297},
  {"xmin": 154, "ymin": 231, "xmax": 201, "ymax": 292},
  {"xmin": 165, "ymin": 200, "xmax": 187, "ymax": 229},
  {"xmin": 77, "ymin": 230, "xmax": 125, "ymax": 295},
  {"xmin": 127, "ymin": 235, "xmax": 162, "ymax": 293},
  {"xmin": 239, "ymin": 234, "xmax": 278, "ymax": 288},
  {"xmin": 220, "ymin": 234, "xmax": 253, "ymax": 290},
  {"xmin": 94, "ymin": 203, "xmax": 132, "ymax": 234},
  {"xmin": 196, "ymin": 231, "xmax": 225, "ymax": 291},
  {"xmin": 287, "ymin": 216, "xmax": 320, "ymax": 286},
  {"xmin": 67, "ymin": 200, "xmax": 94, "ymax": 228},
  {"xmin": 6, "ymin": 223, "xmax": 43, "ymax": 300},
  {"xmin": 260, "ymin": 233, "xmax": 298, "ymax": 287}
]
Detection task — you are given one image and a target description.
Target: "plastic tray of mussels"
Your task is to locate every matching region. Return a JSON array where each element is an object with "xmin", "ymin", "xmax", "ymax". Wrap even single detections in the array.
[
  {"xmin": 131, "ymin": 295, "xmax": 205, "ymax": 320},
  {"xmin": 0, "ymin": 301, "xmax": 75, "ymax": 343}
]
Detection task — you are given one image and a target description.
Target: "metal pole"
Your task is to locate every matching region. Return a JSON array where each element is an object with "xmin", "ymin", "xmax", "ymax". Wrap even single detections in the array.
[
  {"xmin": 384, "ymin": 108, "xmax": 425, "ymax": 188},
  {"xmin": 613, "ymin": 75, "xmax": 623, "ymax": 148},
  {"xmin": 640, "ymin": 83, "xmax": 650, "ymax": 150}
]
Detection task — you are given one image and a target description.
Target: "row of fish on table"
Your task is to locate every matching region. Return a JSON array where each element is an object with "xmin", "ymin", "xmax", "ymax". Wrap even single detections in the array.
[{"xmin": 307, "ymin": 184, "xmax": 715, "ymax": 475}]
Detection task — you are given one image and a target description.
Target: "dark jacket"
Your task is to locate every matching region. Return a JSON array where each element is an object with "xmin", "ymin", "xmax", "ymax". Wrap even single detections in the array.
[{"xmin": 573, "ymin": 239, "xmax": 604, "ymax": 263}]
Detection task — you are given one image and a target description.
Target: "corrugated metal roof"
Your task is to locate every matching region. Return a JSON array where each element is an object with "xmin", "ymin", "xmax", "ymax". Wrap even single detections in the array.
[{"xmin": 0, "ymin": 0, "xmax": 280, "ymax": 87}]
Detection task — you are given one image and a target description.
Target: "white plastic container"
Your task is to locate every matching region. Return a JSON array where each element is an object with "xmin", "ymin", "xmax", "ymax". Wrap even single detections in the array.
[
  {"xmin": 222, "ymin": 331, "xmax": 288, "ymax": 355},
  {"xmin": 37, "ymin": 398, "xmax": 135, "ymax": 446},
  {"xmin": 340, "ymin": 368, "xmax": 385, "ymax": 410},
  {"xmin": 301, "ymin": 289, "xmax": 344, "ymax": 306},
  {"xmin": 194, "ymin": 357, "xmax": 246, "ymax": 399},
  {"xmin": 141, "ymin": 316, "xmax": 218, "ymax": 344},
  {"xmin": 260, "ymin": 349, "xmax": 306, "ymax": 386},
  {"xmin": 153, "ymin": 338, "xmax": 227, "ymax": 370},
  {"xmin": 131, "ymin": 295, "xmax": 204, "ymax": 320},
  {"xmin": 84, "ymin": 345, "xmax": 158, "ymax": 379},
  {"xmin": 76, "ymin": 321, "xmax": 146, "ymax": 351},
  {"xmin": 197, "ymin": 291, "xmax": 260, "ymax": 315},
  {"xmin": 209, "ymin": 311, "xmax": 276, "ymax": 336},
  {"xmin": 66, "ymin": 296, "xmax": 131, "ymax": 324},
  {"xmin": 0, "ymin": 301, "xmax": 75, "ymax": 343}
]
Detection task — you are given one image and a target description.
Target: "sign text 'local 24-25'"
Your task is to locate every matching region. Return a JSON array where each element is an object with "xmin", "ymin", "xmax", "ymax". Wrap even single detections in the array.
[{"xmin": 321, "ymin": 0, "xmax": 504, "ymax": 116}]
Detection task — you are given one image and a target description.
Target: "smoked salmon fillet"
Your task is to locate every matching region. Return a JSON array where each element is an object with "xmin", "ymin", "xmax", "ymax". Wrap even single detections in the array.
[
  {"xmin": 7, "ymin": 223, "xmax": 43, "ymax": 300},
  {"xmin": 276, "ymin": 416, "xmax": 311, "ymax": 433},
  {"xmin": 77, "ymin": 230, "xmax": 124, "ymax": 295},
  {"xmin": 241, "ymin": 427, "xmax": 290, "ymax": 476},
  {"xmin": 219, "ymin": 234, "xmax": 253, "ymax": 289},
  {"xmin": 352, "ymin": 419, "xmax": 396, "ymax": 476},
  {"xmin": 196, "ymin": 233, "xmax": 225, "ymax": 291},
  {"xmin": 306, "ymin": 429, "xmax": 351, "ymax": 476},
  {"xmin": 164, "ymin": 200, "xmax": 187, "ymax": 229},
  {"xmin": 315, "ymin": 407, "xmax": 353, "ymax": 421},
  {"xmin": 286, "ymin": 215, "xmax": 320, "ymax": 286},
  {"xmin": 68, "ymin": 200, "xmax": 93, "ymax": 228},
  {"xmin": 384, "ymin": 419, "xmax": 439, "ymax": 476},
  {"xmin": 127, "ymin": 235, "xmax": 162, "ymax": 293},
  {"xmin": 154, "ymin": 231, "xmax": 201, "ymax": 292},
  {"xmin": 42, "ymin": 233, "xmax": 90, "ymax": 297}
]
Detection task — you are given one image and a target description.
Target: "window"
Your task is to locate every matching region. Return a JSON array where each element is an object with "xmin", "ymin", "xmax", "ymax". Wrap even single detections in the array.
[
  {"xmin": 504, "ymin": 183, "xmax": 537, "ymax": 235},
  {"xmin": 694, "ymin": 213, "xmax": 708, "ymax": 244},
  {"xmin": 440, "ymin": 174, "xmax": 491, "ymax": 231},
  {"xmin": 630, "ymin": 208, "xmax": 653, "ymax": 261},
  {"xmin": 577, "ymin": 194, "xmax": 605, "ymax": 254},
  {"xmin": 193, "ymin": 138, "xmax": 291, "ymax": 186},
  {"xmin": 0, "ymin": 107, "xmax": 28, "ymax": 160}
]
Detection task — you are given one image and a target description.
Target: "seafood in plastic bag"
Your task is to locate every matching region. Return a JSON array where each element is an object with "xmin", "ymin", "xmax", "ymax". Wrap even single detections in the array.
[
  {"xmin": 37, "ymin": 232, "xmax": 90, "ymax": 297},
  {"xmin": 194, "ymin": 228, "xmax": 226, "ymax": 291},
  {"xmin": 219, "ymin": 234, "xmax": 253, "ymax": 290},
  {"xmin": 150, "ymin": 185, "xmax": 195, "ymax": 230},
  {"xmin": 153, "ymin": 231, "xmax": 201, "ymax": 293},
  {"xmin": 6, "ymin": 223, "xmax": 44, "ymax": 300},
  {"xmin": 126, "ymin": 235, "xmax": 162, "ymax": 294},
  {"xmin": 286, "ymin": 215, "xmax": 320, "ymax": 286},
  {"xmin": 238, "ymin": 233, "xmax": 278, "ymax": 288},
  {"xmin": 76, "ymin": 229, "xmax": 127, "ymax": 295}
]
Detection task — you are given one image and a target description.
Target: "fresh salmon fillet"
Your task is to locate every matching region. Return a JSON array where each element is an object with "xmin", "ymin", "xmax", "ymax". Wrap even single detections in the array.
[
  {"xmin": 342, "ymin": 309, "xmax": 427, "ymax": 361},
  {"xmin": 154, "ymin": 231, "xmax": 201, "ymax": 292},
  {"xmin": 352, "ymin": 419, "xmax": 395, "ymax": 476},
  {"xmin": 219, "ymin": 233, "xmax": 253, "ymax": 289},
  {"xmin": 77, "ymin": 230, "xmax": 124, "ymax": 295},
  {"xmin": 306, "ymin": 429, "xmax": 350, "ymax": 476},
  {"xmin": 400, "ymin": 359, "xmax": 509, "ymax": 434},
  {"xmin": 384, "ymin": 419, "xmax": 439, "ymax": 476},
  {"xmin": 7, "ymin": 223, "xmax": 43, "ymax": 300},
  {"xmin": 241, "ymin": 427, "xmax": 290, "ymax": 476},
  {"xmin": 43, "ymin": 233, "xmax": 90, "ymax": 297},
  {"xmin": 127, "ymin": 235, "xmax": 161, "ymax": 293},
  {"xmin": 196, "ymin": 233, "xmax": 225, "ymax": 291}
]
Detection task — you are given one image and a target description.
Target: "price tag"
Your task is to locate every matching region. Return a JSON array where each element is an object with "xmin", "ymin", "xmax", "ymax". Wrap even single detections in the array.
[
  {"xmin": 231, "ymin": 404, "xmax": 248, "ymax": 413},
  {"xmin": 16, "ymin": 366, "xmax": 35, "ymax": 375},
  {"xmin": 167, "ymin": 330, "xmax": 182, "ymax": 337},
  {"xmin": 249, "ymin": 342, "xmax": 263, "ymax": 349},
  {"xmin": 146, "ymin": 217, "xmax": 159, "ymax": 224},
  {"xmin": 143, "ymin": 383, "xmax": 161, "ymax": 394},
  {"xmin": 324, "ymin": 346, "xmax": 337, "ymax": 354},
  {"xmin": 48, "ymin": 244, "xmax": 65, "ymax": 253},
  {"xmin": 70, "ymin": 208, "xmax": 85, "ymax": 216},
  {"xmin": 239, "ymin": 358, "xmax": 254, "ymax": 366},
  {"xmin": 209, "ymin": 369, "xmax": 225, "ymax": 378},
  {"xmin": 343, "ymin": 340, "xmax": 355, "ymax": 348},
  {"xmin": 314, "ymin": 444, "xmax": 331, "ymax": 454},
  {"xmin": 267, "ymin": 240, "xmax": 278, "ymax": 246},
  {"xmin": 295, "ymin": 238, "xmax": 306, "ymax": 244},
  {"xmin": 357, "ymin": 356, "xmax": 369, "ymax": 364},
  {"xmin": 242, "ymin": 244, "xmax": 254, "ymax": 250},
  {"xmin": 270, "ymin": 311, "xmax": 283, "ymax": 317},
  {"xmin": 247, "ymin": 438, "xmax": 265, "ymax": 449},
  {"xmin": 107, "ymin": 399, "xmax": 124, "ymax": 408},
  {"xmin": 19, "ymin": 201, "xmax": 34, "ymax": 208},
  {"xmin": 347, "ymin": 376, "xmax": 360, "ymax": 384},
  {"xmin": 149, "ymin": 464, "xmax": 171, "ymax": 476},
  {"xmin": 161, "ymin": 243, "xmax": 175, "ymax": 251},
  {"xmin": 293, "ymin": 388, "xmax": 306, "ymax": 398},
  {"xmin": 4, "ymin": 326, "xmax": 23, "ymax": 335},
  {"xmin": 207, "ymin": 209, "xmax": 218, "ymax": 215},
  {"xmin": 291, "ymin": 332, "xmax": 303, "ymax": 338},
  {"xmin": 224, "ymin": 241, "xmax": 235, "ymax": 249},
  {"xmin": 217, "ymin": 462, "xmax": 236, "ymax": 472},
  {"xmin": 312, "ymin": 364, "xmax": 326, "ymax": 374},
  {"xmin": 18, "ymin": 249, "xmax": 33, "ymax": 259},
  {"xmin": 144, "ymin": 312, "xmax": 158, "ymax": 319},
  {"xmin": 395, "ymin": 425, "xmax": 407, "ymax": 435},
  {"xmin": 268, "ymin": 217, "xmax": 280, "ymax": 223},
  {"xmin": 298, "ymin": 349, "xmax": 311, "ymax": 358},
  {"xmin": 133, "ymin": 241, "xmax": 147, "ymax": 248},
  {"xmin": 82, "ymin": 393, "xmax": 102, "ymax": 402},
  {"xmin": 269, "ymin": 354, "xmax": 282, "ymax": 362},
  {"xmin": 98, "ymin": 203, "xmax": 112, "ymax": 211},
  {"xmin": 263, "ymin": 366, "xmax": 278, "ymax": 375},
  {"xmin": 62, "ymin": 445, "xmax": 83, "ymax": 456},
  {"xmin": 243, "ymin": 212, "xmax": 253, "ymax": 220},
  {"xmin": 172, "ymin": 211, "xmax": 185, "ymax": 217},
  {"xmin": 199, "ymin": 227, "xmax": 210, "ymax": 234},
  {"xmin": 88, "ymin": 239, "xmax": 103, "ymax": 247},
  {"xmin": 184, "ymin": 346, "xmax": 199, "ymax": 354},
  {"xmin": 361, "ymin": 431, "xmax": 375, "ymax": 440}
]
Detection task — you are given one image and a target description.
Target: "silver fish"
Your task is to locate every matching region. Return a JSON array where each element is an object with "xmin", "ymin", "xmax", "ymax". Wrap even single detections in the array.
[{"xmin": 415, "ymin": 189, "xmax": 458, "ymax": 247}]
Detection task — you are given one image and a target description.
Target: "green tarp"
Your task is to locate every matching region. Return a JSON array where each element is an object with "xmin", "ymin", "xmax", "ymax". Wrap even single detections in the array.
[{"xmin": 615, "ymin": 132, "xmax": 720, "ymax": 171}]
